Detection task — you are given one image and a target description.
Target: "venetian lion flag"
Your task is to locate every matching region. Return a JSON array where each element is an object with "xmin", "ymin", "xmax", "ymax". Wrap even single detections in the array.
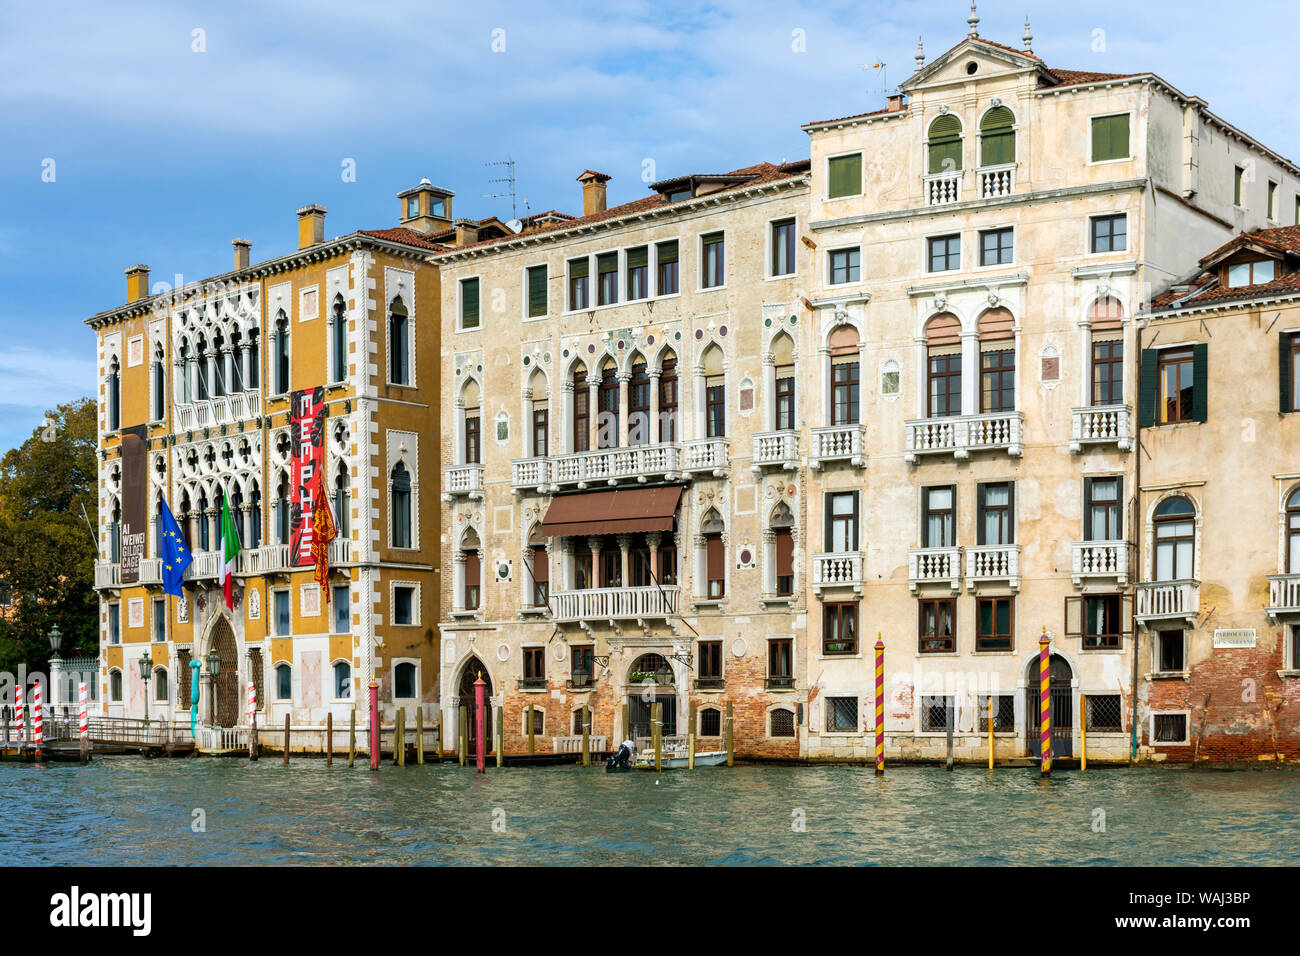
[
  {"xmin": 220, "ymin": 493, "xmax": 241, "ymax": 610},
  {"xmin": 311, "ymin": 467, "xmax": 338, "ymax": 602}
]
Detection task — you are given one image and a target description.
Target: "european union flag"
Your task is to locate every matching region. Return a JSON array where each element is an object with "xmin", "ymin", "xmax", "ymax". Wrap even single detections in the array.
[{"xmin": 159, "ymin": 499, "xmax": 192, "ymax": 597}]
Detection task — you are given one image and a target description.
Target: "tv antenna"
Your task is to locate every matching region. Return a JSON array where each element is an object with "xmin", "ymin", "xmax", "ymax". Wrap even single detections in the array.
[
  {"xmin": 483, "ymin": 157, "xmax": 519, "ymax": 220},
  {"xmin": 864, "ymin": 60, "xmax": 893, "ymax": 94}
]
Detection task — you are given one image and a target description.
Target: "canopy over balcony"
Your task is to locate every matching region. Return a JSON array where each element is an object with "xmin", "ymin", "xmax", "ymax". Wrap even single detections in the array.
[{"xmin": 541, "ymin": 486, "xmax": 682, "ymax": 538}]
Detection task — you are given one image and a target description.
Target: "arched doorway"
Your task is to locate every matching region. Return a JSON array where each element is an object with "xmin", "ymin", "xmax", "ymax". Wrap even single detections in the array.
[
  {"xmin": 457, "ymin": 658, "xmax": 493, "ymax": 755},
  {"xmin": 1024, "ymin": 654, "xmax": 1073, "ymax": 758},
  {"xmin": 626, "ymin": 653, "xmax": 677, "ymax": 741},
  {"xmin": 209, "ymin": 616, "xmax": 240, "ymax": 727}
]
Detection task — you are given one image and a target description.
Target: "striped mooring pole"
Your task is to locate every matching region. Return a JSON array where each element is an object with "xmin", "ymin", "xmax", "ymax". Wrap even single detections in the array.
[
  {"xmin": 32, "ymin": 681, "xmax": 43, "ymax": 759},
  {"xmin": 78, "ymin": 682, "xmax": 89, "ymax": 762},
  {"xmin": 1039, "ymin": 626, "xmax": 1051, "ymax": 776},
  {"xmin": 874, "ymin": 633, "xmax": 885, "ymax": 774},
  {"xmin": 14, "ymin": 683, "xmax": 24, "ymax": 748}
]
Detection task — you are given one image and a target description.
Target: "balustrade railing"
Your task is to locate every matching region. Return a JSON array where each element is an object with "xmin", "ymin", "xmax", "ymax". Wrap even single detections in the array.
[
  {"xmin": 810, "ymin": 424, "xmax": 866, "ymax": 468},
  {"xmin": 908, "ymin": 547, "xmax": 962, "ymax": 591},
  {"xmin": 551, "ymin": 585, "xmax": 679, "ymax": 622},
  {"xmin": 752, "ymin": 430, "xmax": 799, "ymax": 471},
  {"xmin": 1070, "ymin": 404, "xmax": 1133, "ymax": 452}
]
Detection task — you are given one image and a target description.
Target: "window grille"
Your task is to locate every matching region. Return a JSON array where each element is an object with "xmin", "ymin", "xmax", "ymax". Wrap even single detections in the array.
[{"xmin": 1087, "ymin": 694, "xmax": 1123, "ymax": 733}]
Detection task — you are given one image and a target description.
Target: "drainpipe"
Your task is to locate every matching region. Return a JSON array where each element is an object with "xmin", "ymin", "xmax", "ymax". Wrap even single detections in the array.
[{"xmin": 1130, "ymin": 320, "xmax": 1143, "ymax": 763}]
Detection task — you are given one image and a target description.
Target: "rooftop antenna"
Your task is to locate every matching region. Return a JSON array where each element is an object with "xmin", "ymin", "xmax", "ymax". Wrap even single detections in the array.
[
  {"xmin": 864, "ymin": 60, "xmax": 891, "ymax": 94},
  {"xmin": 483, "ymin": 157, "xmax": 518, "ymax": 220}
]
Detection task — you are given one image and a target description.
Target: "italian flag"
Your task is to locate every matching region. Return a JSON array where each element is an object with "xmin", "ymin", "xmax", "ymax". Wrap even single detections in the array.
[{"xmin": 220, "ymin": 494, "xmax": 241, "ymax": 610}]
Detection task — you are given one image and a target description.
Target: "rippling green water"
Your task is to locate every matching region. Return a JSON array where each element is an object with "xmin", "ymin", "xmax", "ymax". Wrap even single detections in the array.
[{"xmin": 4, "ymin": 758, "xmax": 1298, "ymax": 865}]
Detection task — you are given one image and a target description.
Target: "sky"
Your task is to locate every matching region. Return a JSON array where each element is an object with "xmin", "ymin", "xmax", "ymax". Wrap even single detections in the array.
[{"xmin": 1, "ymin": 0, "xmax": 1297, "ymax": 455}]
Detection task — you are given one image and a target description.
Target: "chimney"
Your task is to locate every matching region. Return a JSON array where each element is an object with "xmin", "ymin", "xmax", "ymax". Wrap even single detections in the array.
[
  {"xmin": 454, "ymin": 219, "xmax": 480, "ymax": 246},
  {"xmin": 296, "ymin": 204, "xmax": 327, "ymax": 249},
  {"xmin": 233, "ymin": 238, "xmax": 251, "ymax": 271},
  {"xmin": 887, "ymin": 93, "xmax": 905, "ymax": 112},
  {"xmin": 577, "ymin": 170, "xmax": 611, "ymax": 217},
  {"xmin": 125, "ymin": 264, "xmax": 150, "ymax": 303}
]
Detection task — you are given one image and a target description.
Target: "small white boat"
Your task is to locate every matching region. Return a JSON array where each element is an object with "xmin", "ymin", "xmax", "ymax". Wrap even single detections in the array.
[{"xmin": 632, "ymin": 746, "xmax": 728, "ymax": 769}]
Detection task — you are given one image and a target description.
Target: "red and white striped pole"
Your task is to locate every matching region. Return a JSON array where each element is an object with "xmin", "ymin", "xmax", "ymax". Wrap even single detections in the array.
[
  {"xmin": 247, "ymin": 681, "xmax": 258, "ymax": 760},
  {"xmin": 33, "ymin": 681, "xmax": 43, "ymax": 759},
  {"xmin": 78, "ymin": 682, "xmax": 89, "ymax": 762},
  {"xmin": 14, "ymin": 684, "xmax": 24, "ymax": 748}
]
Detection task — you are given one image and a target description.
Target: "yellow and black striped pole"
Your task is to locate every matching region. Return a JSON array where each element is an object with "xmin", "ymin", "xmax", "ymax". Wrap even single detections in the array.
[
  {"xmin": 1039, "ymin": 626, "xmax": 1052, "ymax": 776},
  {"xmin": 874, "ymin": 633, "xmax": 885, "ymax": 774}
]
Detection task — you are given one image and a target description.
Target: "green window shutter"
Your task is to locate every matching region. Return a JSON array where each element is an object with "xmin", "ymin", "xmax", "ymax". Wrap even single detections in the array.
[
  {"xmin": 979, "ymin": 107, "xmax": 1015, "ymax": 166},
  {"xmin": 461, "ymin": 278, "xmax": 480, "ymax": 328},
  {"xmin": 569, "ymin": 257, "xmax": 588, "ymax": 279},
  {"xmin": 1138, "ymin": 348, "xmax": 1159, "ymax": 427},
  {"xmin": 1091, "ymin": 115, "xmax": 1130, "ymax": 162},
  {"xmin": 527, "ymin": 265, "xmax": 547, "ymax": 318},
  {"xmin": 597, "ymin": 252, "xmax": 617, "ymax": 276},
  {"xmin": 627, "ymin": 246, "xmax": 648, "ymax": 269},
  {"xmin": 657, "ymin": 241, "xmax": 678, "ymax": 265},
  {"xmin": 828, "ymin": 153, "xmax": 862, "ymax": 198},
  {"xmin": 928, "ymin": 115, "xmax": 963, "ymax": 174},
  {"xmin": 1283, "ymin": 333, "xmax": 1294, "ymax": 413},
  {"xmin": 1192, "ymin": 343, "xmax": 1209, "ymax": 423}
]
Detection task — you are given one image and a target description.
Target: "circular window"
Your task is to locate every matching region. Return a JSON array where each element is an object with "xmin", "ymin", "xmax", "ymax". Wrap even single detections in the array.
[{"xmin": 966, "ymin": 61, "xmax": 978, "ymax": 75}]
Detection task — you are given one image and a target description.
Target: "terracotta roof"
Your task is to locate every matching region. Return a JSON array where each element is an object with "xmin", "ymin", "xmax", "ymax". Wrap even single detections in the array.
[
  {"xmin": 1151, "ymin": 226, "xmax": 1300, "ymax": 309},
  {"xmin": 1045, "ymin": 69, "xmax": 1144, "ymax": 88},
  {"xmin": 435, "ymin": 161, "xmax": 808, "ymax": 256},
  {"xmin": 356, "ymin": 227, "xmax": 449, "ymax": 251}
]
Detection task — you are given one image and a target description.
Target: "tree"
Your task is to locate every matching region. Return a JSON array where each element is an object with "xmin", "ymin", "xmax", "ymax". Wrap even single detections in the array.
[{"xmin": 0, "ymin": 397, "xmax": 98, "ymax": 672}]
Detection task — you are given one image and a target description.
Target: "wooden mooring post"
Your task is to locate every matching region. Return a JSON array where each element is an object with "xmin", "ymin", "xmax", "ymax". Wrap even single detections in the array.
[
  {"xmin": 394, "ymin": 707, "xmax": 405, "ymax": 767},
  {"xmin": 652, "ymin": 702, "xmax": 662, "ymax": 772},
  {"xmin": 581, "ymin": 705, "xmax": 590, "ymax": 767},
  {"xmin": 1080, "ymin": 692, "xmax": 1088, "ymax": 771},
  {"xmin": 945, "ymin": 702, "xmax": 954, "ymax": 771},
  {"xmin": 249, "ymin": 711, "xmax": 258, "ymax": 761},
  {"xmin": 725, "ymin": 700, "xmax": 734, "ymax": 767},
  {"xmin": 283, "ymin": 714, "xmax": 291, "ymax": 765},
  {"xmin": 326, "ymin": 712, "xmax": 333, "ymax": 766},
  {"xmin": 497, "ymin": 706, "xmax": 504, "ymax": 768},
  {"xmin": 416, "ymin": 709, "xmax": 424, "ymax": 765},
  {"xmin": 458, "ymin": 705, "xmax": 468, "ymax": 767},
  {"xmin": 433, "ymin": 715, "xmax": 441, "ymax": 762},
  {"xmin": 348, "ymin": 710, "xmax": 356, "ymax": 767},
  {"xmin": 688, "ymin": 700, "xmax": 696, "ymax": 770}
]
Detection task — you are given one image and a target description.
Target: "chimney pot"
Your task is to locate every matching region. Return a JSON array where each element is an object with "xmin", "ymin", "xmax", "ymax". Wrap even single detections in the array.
[
  {"xmin": 577, "ymin": 170, "xmax": 611, "ymax": 217},
  {"xmin": 296, "ymin": 204, "xmax": 327, "ymax": 249},
  {"xmin": 125, "ymin": 264, "xmax": 150, "ymax": 303},
  {"xmin": 887, "ymin": 93, "xmax": 905, "ymax": 112},
  {"xmin": 232, "ymin": 238, "xmax": 251, "ymax": 271}
]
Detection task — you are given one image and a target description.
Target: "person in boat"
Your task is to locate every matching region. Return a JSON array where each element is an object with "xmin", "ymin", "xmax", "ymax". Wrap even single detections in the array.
[{"xmin": 606, "ymin": 738, "xmax": 636, "ymax": 769}]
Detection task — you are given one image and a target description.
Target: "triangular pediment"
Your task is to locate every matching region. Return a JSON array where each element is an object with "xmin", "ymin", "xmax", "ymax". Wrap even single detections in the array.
[{"xmin": 901, "ymin": 37, "xmax": 1043, "ymax": 92}]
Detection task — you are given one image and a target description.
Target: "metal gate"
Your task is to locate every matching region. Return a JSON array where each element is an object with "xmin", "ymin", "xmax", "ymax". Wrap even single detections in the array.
[
  {"xmin": 627, "ymin": 693, "xmax": 676, "ymax": 740},
  {"xmin": 1025, "ymin": 654, "xmax": 1074, "ymax": 758},
  {"xmin": 457, "ymin": 660, "xmax": 493, "ymax": 753},
  {"xmin": 211, "ymin": 617, "xmax": 240, "ymax": 727}
]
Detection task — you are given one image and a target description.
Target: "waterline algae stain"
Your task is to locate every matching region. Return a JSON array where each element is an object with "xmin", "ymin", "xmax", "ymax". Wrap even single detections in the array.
[{"xmin": 4, "ymin": 759, "xmax": 1299, "ymax": 866}]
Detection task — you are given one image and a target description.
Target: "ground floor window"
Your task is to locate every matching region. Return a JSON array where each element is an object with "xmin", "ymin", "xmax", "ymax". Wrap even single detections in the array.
[
  {"xmin": 825, "ymin": 696, "xmax": 858, "ymax": 732},
  {"xmin": 770, "ymin": 707, "xmax": 796, "ymax": 738},
  {"xmin": 699, "ymin": 706, "xmax": 721, "ymax": 737},
  {"xmin": 109, "ymin": 669, "xmax": 122, "ymax": 701},
  {"xmin": 1086, "ymin": 694, "xmax": 1123, "ymax": 733},
  {"xmin": 1153, "ymin": 712, "xmax": 1188, "ymax": 744},
  {"xmin": 1292, "ymin": 625, "xmax": 1300, "ymax": 670},
  {"xmin": 572, "ymin": 706, "xmax": 590, "ymax": 735},
  {"xmin": 921, "ymin": 695, "xmax": 954, "ymax": 732},
  {"xmin": 976, "ymin": 694, "xmax": 1015, "ymax": 731},
  {"xmin": 523, "ymin": 707, "xmax": 544, "ymax": 736},
  {"xmin": 698, "ymin": 640, "xmax": 723, "ymax": 681},
  {"xmin": 394, "ymin": 662, "xmax": 416, "ymax": 699},
  {"xmin": 768, "ymin": 638, "xmax": 793, "ymax": 687}
]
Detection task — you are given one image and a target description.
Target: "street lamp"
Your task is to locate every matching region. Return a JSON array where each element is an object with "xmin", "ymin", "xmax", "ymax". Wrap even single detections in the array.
[
  {"xmin": 47, "ymin": 625, "xmax": 64, "ymax": 718},
  {"xmin": 47, "ymin": 624, "xmax": 63, "ymax": 656},
  {"xmin": 206, "ymin": 648, "xmax": 221, "ymax": 727},
  {"xmin": 139, "ymin": 650, "xmax": 153, "ymax": 725}
]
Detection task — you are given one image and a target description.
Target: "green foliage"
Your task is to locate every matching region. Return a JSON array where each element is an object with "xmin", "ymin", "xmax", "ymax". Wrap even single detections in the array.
[{"xmin": 0, "ymin": 397, "xmax": 99, "ymax": 669}]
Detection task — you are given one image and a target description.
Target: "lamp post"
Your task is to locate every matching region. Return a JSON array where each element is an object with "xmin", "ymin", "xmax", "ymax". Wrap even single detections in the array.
[
  {"xmin": 139, "ymin": 650, "xmax": 153, "ymax": 726},
  {"xmin": 206, "ymin": 648, "xmax": 221, "ymax": 728},
  {"xmin": 47, "ymin": 625, "xmax": 64, "ymax": 719}
]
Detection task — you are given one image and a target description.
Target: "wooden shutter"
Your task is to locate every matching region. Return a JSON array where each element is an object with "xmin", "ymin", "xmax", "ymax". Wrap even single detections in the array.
[
  {"xmin": 976, "ymin": 483, "xmax": 987, "ymax": 546},
  {"xmin": 776, "ymin": 530, "xmax": 793, "ymax": 579},
  {"xmin": 569, "ymin": 257, "xmax": 588, "ymax": 278},
  {"xmin": 706, "ymin": 535, "xmax": 724, "ymax": 583},
  {"xmin": 532, "ymin": 547, "xmax": 548, "ymax": 584},
  {"xmin": 851, "ymin": 492, "xmax": 860, "ymax": 551},
  {"xmin": 1282, "ymin": 333, "xmax": 1294, "ymax": 414},
  {"xmin": 465, "ymin": 551, "xmax": 480, "ymax": 588},
  {"xmin": 1192, "ymin": 343, "xmax": 1209, "ymax": 423},
  {"xmin": 657, "ymin": 241, "xmax": 678, "ymax": 264},
  {"xmin": 1138, "ymin": 348, "xmax": 1159, "ymax": 426},
  {"xmin": 823, "ymin": 494, "xmax": 834, "ymax": 551},
  {"xmin": 1007, "ymin": 482, "xmax": 1016, "ymax": 544},
  {"xmin": 1064, "ymin": 596, "xmax": 1083, "ymax": 637},
  {"xmin": 627, "ymin": 246, "xmax": 648, "ymax": 269},
  {"xmin": 461, "ymin": 278, "xmax": 479, "ymax": 327},
  {"xmin": 527, "ymin": 265, "xmax": 547, "ymax": 317},
  {"xmin": 828, "ymin": 154, "xmax": 861, "ymax": 198},
  {"xmin": 1121, "ymin": 594, "xmax": 1134, "ymax": 637}
]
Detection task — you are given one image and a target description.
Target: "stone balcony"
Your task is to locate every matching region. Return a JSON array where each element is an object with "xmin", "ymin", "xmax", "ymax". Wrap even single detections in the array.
[
  {"xmin": 680, "ymin": 438, "xmax": 729, "ymax": 478},
  {"xmin": 551, "ymin": 585, "xmax": 679, "ymax": 626},
  {"xmin": 1071, "ymin": 540, "xmax": 1130, "ymax": 587},
  {"xmin": 549, "ymin": 443, "xmax": 680, "ymax": 489},
  {"xmin": 443, "ymin": 463, "xmax": 484, "ymax": 500},
  {"xmin": 751, "ymin": 430, "xmax": 799, "ymax": 473},
  {"xmin": 924, "ymin": 170, "xmax": 962, "ymax": 206},
  {"xmin": 978, "ymin": 163, "xmax": 1015, "ymax": 199},
  {"xmin": 1070, "ymin": 404, "xmax": 1134, "ymax": 453},
  {"xmin": 1266, "ymin": 574, "xmax": 1300, "ymax": 622},
  {"xmin": 811, "ymin": 550, "xmax": 864, "ymax": 595},
  {"xmin": 965, "ymin": 545, "xmax": 1021, "ymax": 590},
  {"xmin": 908, "ymin": 546, "xmax": 962, "ymax": 592},
  {"xmin": 904, "ymin": 411, "xmax": 1024, "ymax": 463},
  {"xmin": 94, "ymin": 558, "xmax": 161, "ymax": 589},
  {"xmin": 1135, "ymin": 579, "xmax": 1200, "ymax": 627},
  {"xmin": 809, "ymin": 424, "xmax": 867, "ymax": 469},
  {"xmin": 511, "ymin": 456, "xmax": 550, "ymax": 495},
  {"xmin": 175, "ymin": 390, "xmax": 262, "ymax": 432}
]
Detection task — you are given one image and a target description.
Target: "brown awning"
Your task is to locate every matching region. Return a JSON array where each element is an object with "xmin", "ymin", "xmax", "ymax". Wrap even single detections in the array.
[{"xmin": 541, "ymin": 486, "xmax": 682, "ymax": 537}]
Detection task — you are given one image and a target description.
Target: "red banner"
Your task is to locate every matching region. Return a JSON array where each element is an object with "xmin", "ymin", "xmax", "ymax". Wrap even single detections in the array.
[{"xmin": 290, "ymin": 387, "xmax": 326, "ymax": 567}]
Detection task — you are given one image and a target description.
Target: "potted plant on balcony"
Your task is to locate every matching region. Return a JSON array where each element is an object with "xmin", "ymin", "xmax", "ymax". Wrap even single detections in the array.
[{"xmin": 824, "ymin": 641, "xmax": 848, "ymax": 654}]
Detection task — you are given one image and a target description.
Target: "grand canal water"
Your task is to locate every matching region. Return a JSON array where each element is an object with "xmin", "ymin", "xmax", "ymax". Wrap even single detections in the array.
[{"xmin": 4, "ymin": 758, "xmax": 1298, "ymax": 865}]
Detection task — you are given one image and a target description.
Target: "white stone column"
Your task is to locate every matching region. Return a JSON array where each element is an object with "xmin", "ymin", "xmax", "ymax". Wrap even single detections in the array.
[
  {"xmin": 452, "ymin": 551, "xmax": 467, "ymax": 612},
  {"xmin": 561, "ymin": 380, "xmax": 574, "ymax": 454},
  {"xmin": 648, "ymin": 371, "xmax": 661, "ymax": 445},
  {"xmin": 762, "ymin": 354, "xmax": 776, "ymax": 431},
  {"xmin": 694, "ymin": 533, "xmax": 707, "ymax": 599},
  {"xmin": 453, "ymin": 399, "xmax": 465, "ymax": 464},
  {"xmin": 618, "ymin": 374, "xmax": 630, "ymax": 447},
  {"xmin": 820, "ymin": 347, "xmax": 832, "ymax": 427},
  {"xmin": 961, "ymin": 331, "xmax": 979, "ymax": 416},
  {"xmin": 521, "ymin": 387, "xmax": 534, "ymax": 458},
  {"xmin": 762, "ymin": 528, "xmax": 777, "ymax": 595},
  {"xmin": 587, "ymin": 380, "xmax": 599, "ymax": 451},
  {"xmin": 617, "ymin": 533, "xmax": 632, "ymax": 587},
  {"xmin": 693, "ymin": 365, "xmax": 706, "ymax": 439}
]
